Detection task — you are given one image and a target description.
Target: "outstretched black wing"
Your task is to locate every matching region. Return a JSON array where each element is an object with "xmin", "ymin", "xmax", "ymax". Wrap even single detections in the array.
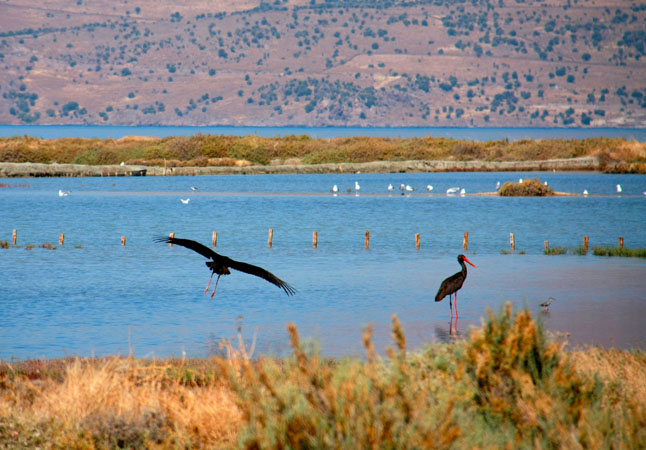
[
  {"xmin": 224, "ymin": 256, "xmax": 296, "ymax": 296},
  {"xmin": 154, "ymin": 235, "xmax": 221, "ymax": 260},
  {"xmin": 154, "ymin": 235, "xmax": 296, "ymax": 296}
]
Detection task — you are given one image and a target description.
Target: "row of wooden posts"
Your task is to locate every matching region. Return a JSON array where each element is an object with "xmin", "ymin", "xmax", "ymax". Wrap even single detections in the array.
[{"xmin": 9, "ymin": 229, "xmax": 625, "ymax": 251}]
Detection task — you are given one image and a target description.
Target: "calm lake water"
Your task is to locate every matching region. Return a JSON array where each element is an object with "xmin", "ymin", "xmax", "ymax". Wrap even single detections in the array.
[
  {"xmin": 2, "ymin": 124, "xmax": 646, "ymax": 141},
  {"xmin": 2, "ymin": 171, "xmax": 646, "ymax": 359}
]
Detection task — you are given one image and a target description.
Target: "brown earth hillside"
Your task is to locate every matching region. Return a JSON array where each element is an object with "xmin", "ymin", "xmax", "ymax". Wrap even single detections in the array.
[{"xmin": 0, "ymin": 0, "xmax": 645, "ymax": 128}]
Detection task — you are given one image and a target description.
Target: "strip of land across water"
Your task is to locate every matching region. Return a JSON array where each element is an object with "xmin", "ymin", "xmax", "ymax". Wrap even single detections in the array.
[
  {"xmin": 0, "ymin": 157, "xmax": 602, "ymax": 178},
  {"xmin": 1, "ymin": 134, "xmax": 644, "ymax": 176}
]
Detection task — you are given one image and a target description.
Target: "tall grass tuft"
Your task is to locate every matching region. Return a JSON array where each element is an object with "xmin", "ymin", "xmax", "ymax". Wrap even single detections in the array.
[{"xmin": 544, "ymin": 246, "xmax": 568, "ymax": 255}]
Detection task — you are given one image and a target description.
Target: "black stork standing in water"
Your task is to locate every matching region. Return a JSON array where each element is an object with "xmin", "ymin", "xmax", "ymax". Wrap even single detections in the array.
[
  {"xmin": 435, "ymin": 254, "xmax": 477, "ymax": 317},
  {"xmin": 154, "ymin": 236, "xmax": 296, "ymax": 297}
]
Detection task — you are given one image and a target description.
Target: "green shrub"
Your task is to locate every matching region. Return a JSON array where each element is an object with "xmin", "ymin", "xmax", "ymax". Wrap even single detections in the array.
[{"xmin": 592, "ymin": 246, "xmax": 646, "ymax": 257}]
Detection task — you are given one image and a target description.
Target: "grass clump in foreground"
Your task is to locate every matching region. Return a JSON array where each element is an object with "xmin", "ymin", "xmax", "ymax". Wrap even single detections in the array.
[
  {"xmin": 592, "ymin": 246, "xmax": 646, "ymax": 257},
  {"xmin": 1, "ymin": 304, "xmax": 645, "ymax": 448},
  {"xmin": 499, "ymin": 178, "xmax": 555, "ymax": 196}
]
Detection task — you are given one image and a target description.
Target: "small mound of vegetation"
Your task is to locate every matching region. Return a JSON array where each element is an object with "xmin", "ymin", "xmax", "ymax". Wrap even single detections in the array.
[
  {"xmin": 592, "ymin": 246, "xmax": 646, "ymax": 257},
  {"xmin": 0, "ymin": 240, "xmax": 8, "ymax": 249},
  {"xmin": 573, "ymin": 245, "xmax": 589, "ymax": 255},
  {"xmin": 499, "ymin": 178, "xmax": 555, "ymax": 196},
  {"xmin": 544, "ymin": 245, "xmax": 568, "ymax": 255}
]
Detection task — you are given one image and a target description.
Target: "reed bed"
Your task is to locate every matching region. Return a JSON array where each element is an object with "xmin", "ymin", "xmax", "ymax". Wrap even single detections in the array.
[
  {"xmin": 1, "ymin": 135, "xmax": 645, "ymax": 172},
  {"xmin": 1, "ymin": 304, "xmax": 645, "ymax": 448},
  {"xmin": 592, "ymin": 246, "xmax": 646, "ymax": 257},
  {"xmin": 544, "ymin": 245, "xmax": 568, "ymax": 255}
]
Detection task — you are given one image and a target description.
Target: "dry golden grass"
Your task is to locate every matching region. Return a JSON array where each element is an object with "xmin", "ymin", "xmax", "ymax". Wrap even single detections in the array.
[
  {"xmin": 1, "ymin": 135, "xmax": 645, "ymax": 172},
  {"xmin": 499, "ymin": 178, "xmax": 555, "ymax": 196},
  {"xmin": 0, "ymin": 357, "xmax": 241, "ymax": 448},
  {"xmin": 1, "ymin": 305, "xmax": 645, "ymax": 448}
]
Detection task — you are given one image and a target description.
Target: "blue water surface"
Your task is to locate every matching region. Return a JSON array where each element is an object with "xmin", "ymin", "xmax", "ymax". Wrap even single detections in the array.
[{"xmin": 1, "ymin": 171, "xmax": 645, "ymax": 359}]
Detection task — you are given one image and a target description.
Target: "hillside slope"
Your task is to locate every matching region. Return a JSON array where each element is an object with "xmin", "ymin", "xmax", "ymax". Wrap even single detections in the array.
[{"xmin": 1, "ymin": 0, "xmax": 645, "ymax": 128}]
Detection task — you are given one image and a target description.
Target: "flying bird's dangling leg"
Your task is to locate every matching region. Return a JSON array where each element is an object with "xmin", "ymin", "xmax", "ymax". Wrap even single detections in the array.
[
  {"xmin": 204, "ymin": 272, "xmax": 215, "ymax": 295},
  {"xmin": 210, "ymin": 274, "xmax": 222, "ymax": 298}
]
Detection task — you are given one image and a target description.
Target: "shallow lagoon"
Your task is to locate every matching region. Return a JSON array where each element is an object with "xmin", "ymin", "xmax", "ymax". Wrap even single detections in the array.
[{"xmin": 1, "ymin": 171, "xmax": 645, "ymax": 359}]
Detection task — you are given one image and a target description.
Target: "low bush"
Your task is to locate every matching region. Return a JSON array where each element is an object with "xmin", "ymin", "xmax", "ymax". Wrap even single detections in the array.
[
  {"xmin": 499, "ymin": 178, "xmax": 555, "ymax": 196},
  {"xmin": 592, "ymin": 246, "xmax": 646, "ymax": 257},
  {"xmin": 544, "ymin": 245, "xmax": 568, "ymax": 255},
  {"xmin": 1, "ymin": 305, "xmax": 645, "ymax": 448}
]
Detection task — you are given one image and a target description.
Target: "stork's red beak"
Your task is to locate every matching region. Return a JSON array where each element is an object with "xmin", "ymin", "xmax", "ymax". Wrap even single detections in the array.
[{"xmin": 463, "ymin": 256, "xmax": 477, "ymax": 268}]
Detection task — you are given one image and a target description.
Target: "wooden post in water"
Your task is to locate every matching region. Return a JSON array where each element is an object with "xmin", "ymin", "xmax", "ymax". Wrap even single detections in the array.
[
  {"xmin": 212, "ymin": 231, "xmax": 217, "ymax": 247},
  {"xmin": 544, "ymin": 240, "xmax": 549, "ymax": 252},
  {"xmin": 169, "ymin": 232, "xmax": 174, "ymax": 247},
  {"xmin": 365, "ymin": 230, "xmax": 370, "ymax": 249},
  {"xmin": 463, "ymin": 232, "xmax": 469, "ymax": 251},
  {"xmin": 415, "ymin": 233, "xmax": 420, "ymax": 250},
  {"xmin": 121, "ymin": 236, "xmax": 126, "ymax": 246},
  {"xmin": 12, "ymin": 229, "xmax": 16, "ymax": 246},
  {"xmin": 268, "ymin": 228, "xmax": 273, "ymax": 248},
  {"xmin": 510, "ymin": 233, "xmax": 515, "ymax": 252},
  {"xmin": 313, "ymin": 231, "xmax": 318, "ymax": 249},
  {"xmin": 583, "ymin": 235, "xmax": 589, "ymax": 251},
  {"xmin": 59, "ymin": 233, "xmax": 64, "ymax": 246},
  {"xmin": 619, "ymin": 237, "xmax": 624, "ymax": 248}
]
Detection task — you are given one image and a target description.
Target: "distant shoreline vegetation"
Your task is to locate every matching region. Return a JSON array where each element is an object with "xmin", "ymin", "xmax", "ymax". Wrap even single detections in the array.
[{"xmin": 0, "ymin": 135, "xmax": 644, "ymax": 173}]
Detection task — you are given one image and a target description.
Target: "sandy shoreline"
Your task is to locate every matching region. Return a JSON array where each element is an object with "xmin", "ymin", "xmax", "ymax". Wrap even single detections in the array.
[{"xmin": 0, "ymin": 156, "xmax": 600, "ymax": 178}]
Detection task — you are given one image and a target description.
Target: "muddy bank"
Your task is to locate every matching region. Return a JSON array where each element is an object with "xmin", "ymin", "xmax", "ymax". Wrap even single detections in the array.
[{"xmin": 0, "ymin": 156, "xmax": 599, "ymax": 178}]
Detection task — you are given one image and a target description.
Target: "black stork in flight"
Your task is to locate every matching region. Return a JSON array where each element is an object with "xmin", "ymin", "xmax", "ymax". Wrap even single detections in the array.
[
  {"xmin": 435, "ymin": 254, "xmax": 476, "ymax": 317},
  {"xmin": 154, "ymin": 236, "xmax": 296, "ymax": 297}
]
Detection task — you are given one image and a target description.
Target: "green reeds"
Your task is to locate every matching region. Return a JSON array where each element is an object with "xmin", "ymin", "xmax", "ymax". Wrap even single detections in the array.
[
  {"xmin": 544, "ymin": 245, "xmax": 568, "ymax": 255},
  {"xmin": 573, "ymin": 245, "xmax": 589, "ymax": 255},
  {"xmin": 592, "ymin": 246, "xmax": 646, "ymax": 257}
]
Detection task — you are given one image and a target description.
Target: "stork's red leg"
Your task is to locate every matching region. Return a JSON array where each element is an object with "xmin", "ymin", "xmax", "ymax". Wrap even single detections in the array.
[
  {"xmin": 454, "ymin": 292, "xmax": 458, "ymax": 318},
  {"xmin": 449, "ymin": 294, "xmax": 453, "ymax": 317},
  {"xmin": 204, "ymin": 272, "xmax": 215, "ymax": 295},
  {"xmin": 210, "ymin": 274, "xmax": 222, "ymax": 298}
]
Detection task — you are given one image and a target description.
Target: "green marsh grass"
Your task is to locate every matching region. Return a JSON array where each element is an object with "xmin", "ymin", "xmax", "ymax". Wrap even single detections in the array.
[
  {"xmin": 544, "ymin": 246, "xmax": 568, "ymax": 255},
  {"xmin": 592, "ymin": 246, "xmax": 646, "ymax": 257},
  {"xmin": 573, "ymin": 245, "xmax": 589, "ymax": 255},
  {"xmin": 1, "ymin": 304, "xmax": 645, "ymax": 448}
]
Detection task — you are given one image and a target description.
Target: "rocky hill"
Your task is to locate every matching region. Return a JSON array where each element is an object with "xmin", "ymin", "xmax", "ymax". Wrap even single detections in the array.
[{"xmin": 1, "ymin": 0, "xmax": 645, "ymax": 128}]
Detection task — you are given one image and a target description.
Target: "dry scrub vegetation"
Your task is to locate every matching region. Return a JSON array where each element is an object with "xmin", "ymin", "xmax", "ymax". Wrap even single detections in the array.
[
  {"xmin": 498, "ymin": 178, "xmax": 555, "ymax": 196},
  {"xmin": 1, "ymin": 135, "xmax": 645, "ymax": 172},
  {"xmin": 1, "ymin": 304, "xmax": 645, "ymax": 448}
]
